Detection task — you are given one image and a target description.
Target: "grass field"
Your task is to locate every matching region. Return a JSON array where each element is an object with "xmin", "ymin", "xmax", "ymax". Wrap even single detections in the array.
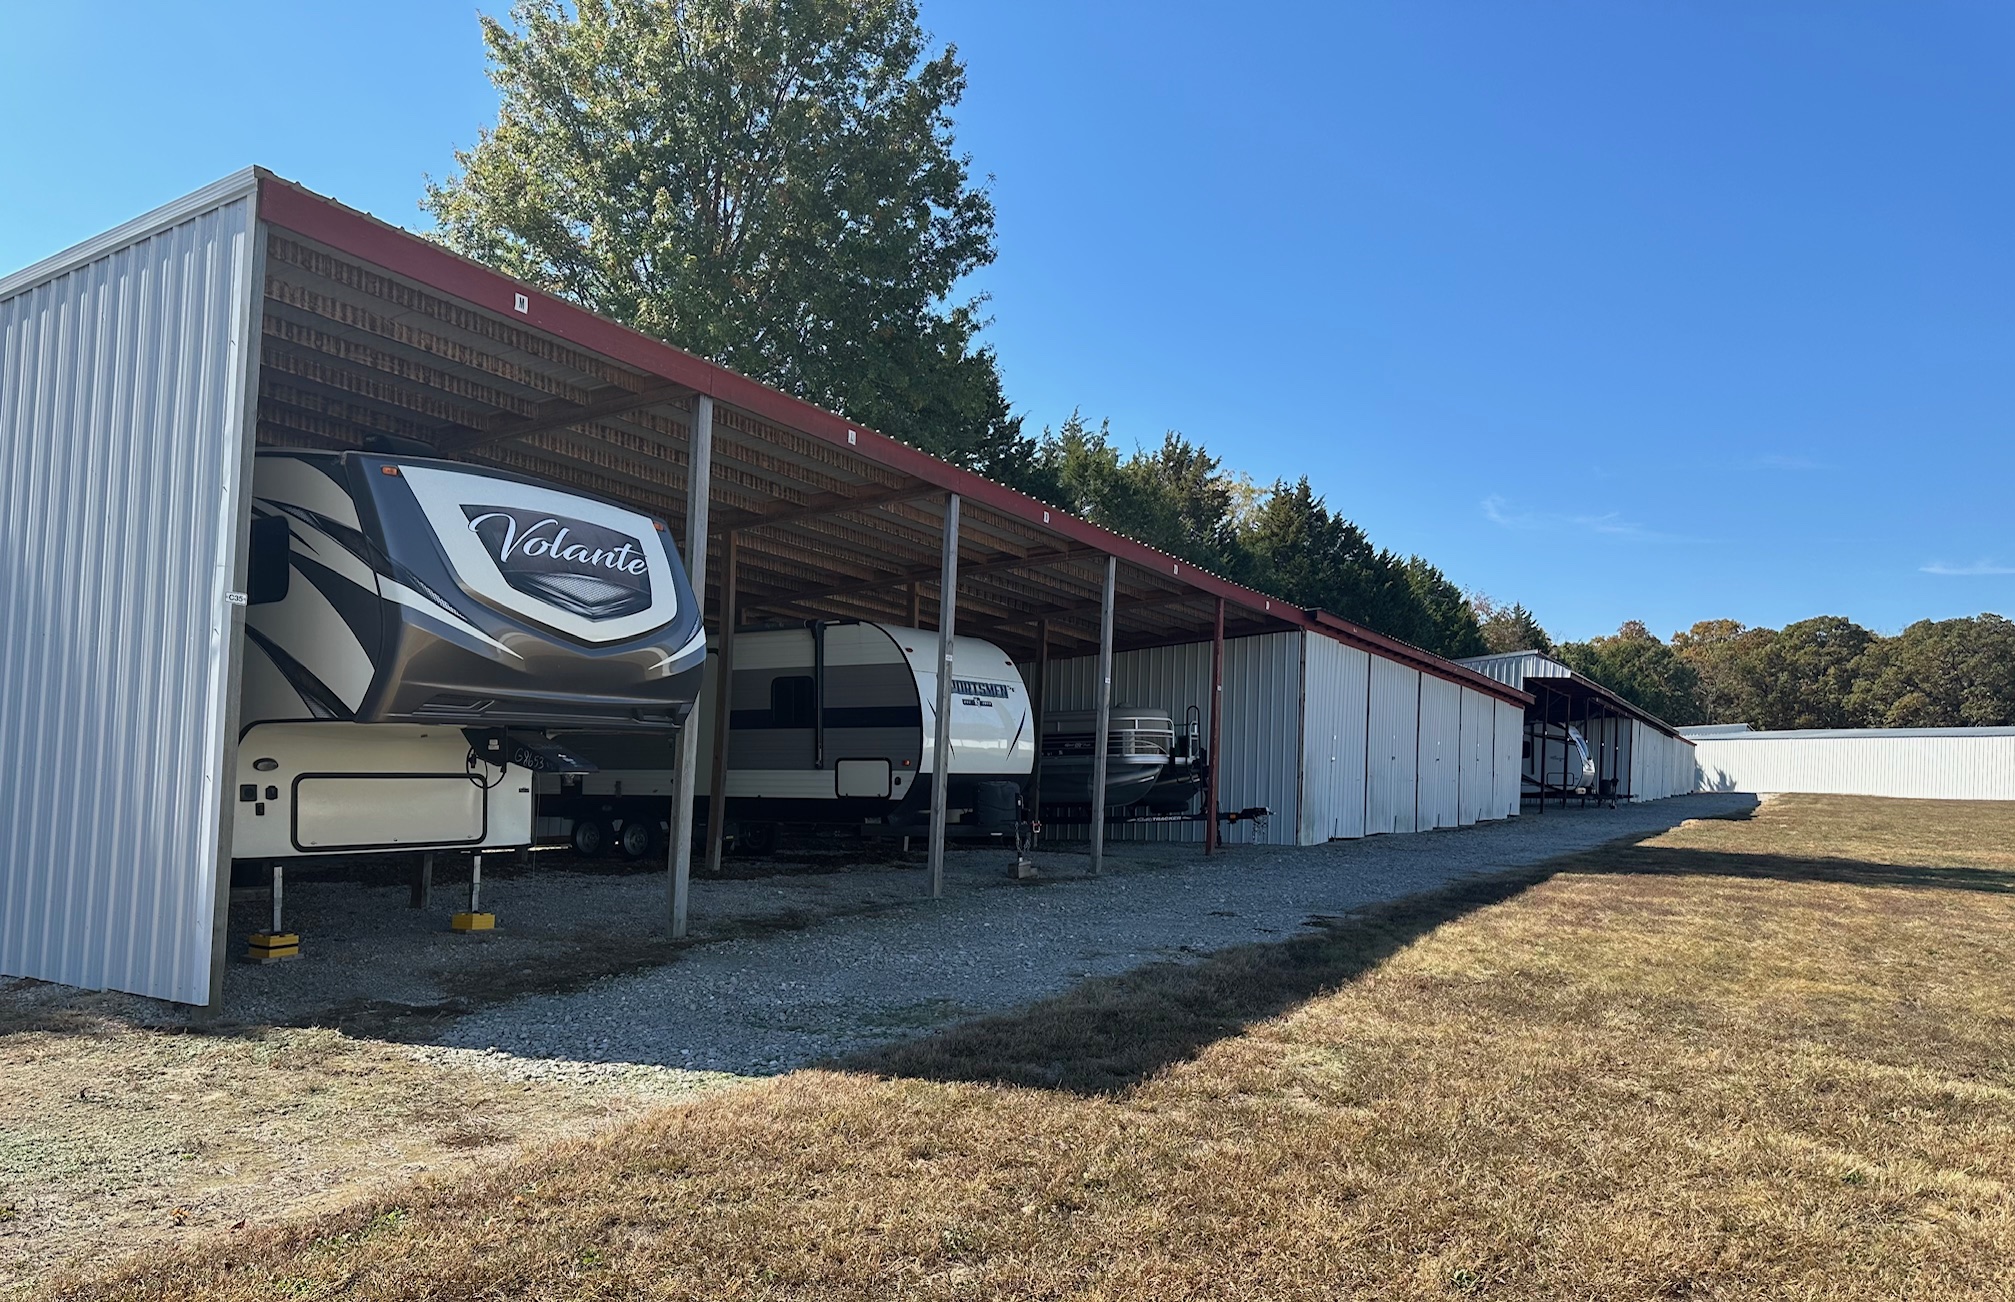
[{"xmin": 35, "ymin": 794, "xmax": 2015, "ymax": 1300}]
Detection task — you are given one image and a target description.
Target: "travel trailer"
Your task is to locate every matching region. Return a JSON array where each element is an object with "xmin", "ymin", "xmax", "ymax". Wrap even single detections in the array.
[
  {"xmin": 1525, "ymin": 722, "xmax": 1599, "ymax": 797},
  {"xmin": 231, "ymin": 450, "xmax": 707, "ymax": 861},
  {"xmin": 535, "ymin": 622, "xmax": 1036, "ymax": 854}
]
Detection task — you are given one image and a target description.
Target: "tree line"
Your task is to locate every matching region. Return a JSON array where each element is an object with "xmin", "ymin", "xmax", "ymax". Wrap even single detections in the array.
[
  {"xmin": 1497, "ymin": 613, "xmax": 2015, "ymax": 731},
  {"xmin": 425, "ymin": 2, "xmax": 2009, "ymax": 723}
]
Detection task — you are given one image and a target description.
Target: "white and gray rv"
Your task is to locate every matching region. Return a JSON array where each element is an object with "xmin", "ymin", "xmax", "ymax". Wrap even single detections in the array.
[
  {"xmin": 232, "ymin": 450, "xmax": 707, "ymax": 861},
  {"xmin": 535, "ymin": 622, "xmax": 1036, "ymax": 854}
]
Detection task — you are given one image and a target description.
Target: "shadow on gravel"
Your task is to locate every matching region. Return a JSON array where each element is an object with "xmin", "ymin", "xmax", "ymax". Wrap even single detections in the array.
[
  {"xmin": 850, "ymin": 797, "xmax": 2015, "ymax": 1098},
  {"xmin": 848, "ymin": 858, "xmax": 1565, "ymax": 1097}
]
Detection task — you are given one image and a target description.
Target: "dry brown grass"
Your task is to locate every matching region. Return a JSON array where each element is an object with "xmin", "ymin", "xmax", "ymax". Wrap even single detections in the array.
[
  {"xmin": 34, "ymin": 794, "xmax": 2015, "ymax": 1300},
  {"xmin": 0, "ymin": 1015, "xmax": 715, "ymax": 1293}
]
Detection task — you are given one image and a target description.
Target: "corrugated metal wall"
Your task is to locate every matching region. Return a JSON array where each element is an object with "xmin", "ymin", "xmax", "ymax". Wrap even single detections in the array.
[
  {"xmin": 1492, "ymin": 699, "xmax": 1524, "ymax": 818},
  {"xmin": 1299, "ymin": 635, "xmax": 1369, "ymax": 842},
  {"xmin": 1626, "ymin": 722, "xmax": 1694, "ymax": 800},
  {"xmin": 0, "ymin": 177, "xmax": 262, "ymax": 1005},
  {"xmin": 1366, "ymin": 657, "xmax": 1420, "ymax": 834},
  {"xmin": 1416, "ymin": 675, "xmax": 1462, "ymax": 830},
  {"xmin": 1040, "ymin": 630, "xmax": 1302, "ymax": 844},
  {"xmin": 1037, "ymin": 632, "xmax": 1527, "ymax": 843},
  {"xmin": 1688, "ymin": 733, "xmax": 2015, "ymax": 799},
  {"xmin": 1456, "ymin": 688, "xmax": 1493, "ymax": 825}
]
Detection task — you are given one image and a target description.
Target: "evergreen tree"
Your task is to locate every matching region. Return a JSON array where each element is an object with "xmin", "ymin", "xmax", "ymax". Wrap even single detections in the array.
[{"xmin": 1474, "ymin": 597, "xmax": 1553, "ymax": 654}]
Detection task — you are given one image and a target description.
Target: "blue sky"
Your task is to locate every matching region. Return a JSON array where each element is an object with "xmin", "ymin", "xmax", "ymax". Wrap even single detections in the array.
[{"xmin": 4, "ymin": 2, "xmax": 2009, "ymax": 641}]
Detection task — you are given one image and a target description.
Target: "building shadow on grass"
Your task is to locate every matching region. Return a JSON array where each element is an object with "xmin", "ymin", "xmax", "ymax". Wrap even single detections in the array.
[{"xmin": 847, "ymin": 811, "xmax": 2015, "ymax": 1098}]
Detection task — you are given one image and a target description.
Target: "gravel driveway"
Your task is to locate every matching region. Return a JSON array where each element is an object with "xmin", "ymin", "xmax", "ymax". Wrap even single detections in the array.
[{"xmin": 440, "ymin": 794, "xmax": 1758, "ymax": 1074}]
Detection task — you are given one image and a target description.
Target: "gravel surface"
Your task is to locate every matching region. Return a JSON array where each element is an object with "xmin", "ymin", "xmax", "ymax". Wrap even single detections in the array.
[{"xmin": 439, "ymin": 794, "xmax": 1759, "ymax": 1074}]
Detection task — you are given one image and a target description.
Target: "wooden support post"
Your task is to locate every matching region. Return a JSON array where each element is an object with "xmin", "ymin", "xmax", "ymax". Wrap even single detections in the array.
[
  {"xmin": 1089, "ymin": 555, "xmax": 1117, "ymax": 876},
  {"xmin": 669, "ymin": 395, "xmax": 714, "ymax": 939},
  {"xmin": 927, "ymin": 494, "xmax": 961, "ymax": 899},
  {"xmin": 907, "ymin": 581, "xmax": 922, "ymax": 628},
  {"xmin": 1206, "ymin": 597, "xmax": 1224, "ymax": 855},
  {"xmin": 704, "ymin": 529, "xmax": 738, "ymax": 877},
  {"xmin": 410, "ymin": 851, "xmax": 433, "ymax": 909}
]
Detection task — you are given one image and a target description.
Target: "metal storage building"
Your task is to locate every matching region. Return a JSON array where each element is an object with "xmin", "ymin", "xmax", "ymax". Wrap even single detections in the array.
[
  {"xmin": 1456, "ymin": 650, "xmax": 1697, "ymax": 804},
  {"xmin": 1037, "ymin": 626, "xmax": 1528, "ymax": 847},
  {"xmin": 1690, "ymin": 727, "xmax": 2015, "ymax": 800},
  {"xmin": 2, "ymin": 169, "xmax": 1529, "ymax": 1006}
]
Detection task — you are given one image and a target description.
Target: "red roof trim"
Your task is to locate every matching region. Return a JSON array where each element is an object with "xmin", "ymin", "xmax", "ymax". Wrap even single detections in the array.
[
  {"xmin": 1305, "ymin": 611, "xmax": 1532, "ymax": 705},
  {"xmin": 252, "ymin": 172, "xmax": 1528, "ymax": 707}
]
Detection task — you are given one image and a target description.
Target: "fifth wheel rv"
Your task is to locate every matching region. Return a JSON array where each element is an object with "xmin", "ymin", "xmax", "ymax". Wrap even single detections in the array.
[{"xmin": 231, "ymin": 450, "xmax": 707, "ymax": 862}]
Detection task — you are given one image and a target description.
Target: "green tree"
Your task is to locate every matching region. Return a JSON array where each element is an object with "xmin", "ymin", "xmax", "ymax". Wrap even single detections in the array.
[
  {"xmin": 1748, "ymin": 615, "xmax": 1876, "ymax": 730},
  {"xmin": 1558, "ymin": 621, "xmax": 1704, "ymax": 725},
  {"xmin": 1026, "ymin": 416, "xmax": 1241, "ymax": 574},
  {"xmin": 1473, "ymin": 597, "xmax": 1552, "ymax": 654},
  {"xmin": 1238, "ymin": 478, "xmax": 1405, "ymax": 629},
  {"xmin": 1671, "ymin": 618, "xmax": 1775, "ymax": 725},
  {"xmin": 1393, "ymin": 557, "xmax": 1487, "ymax": 659},
  {"xmin": 1848, "ymin": 615, "xmax": 2015, "ymax": 727},
  {"xmin": 424, "ymin": 0, "xmax": 1033, "ymax": 477}
]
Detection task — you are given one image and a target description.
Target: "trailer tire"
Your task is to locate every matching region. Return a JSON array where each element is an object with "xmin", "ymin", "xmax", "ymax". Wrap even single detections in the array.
[
  {"xmin": 571, "ymin": 817, "xmax": 608, "ymax": 858},
  {"xmin": 618, "ymin": 818, "xmax": 658, "ymax": 860},
  {"xmin": 738, "ymin": 821, "xmax": 779, "ymax": 857}
]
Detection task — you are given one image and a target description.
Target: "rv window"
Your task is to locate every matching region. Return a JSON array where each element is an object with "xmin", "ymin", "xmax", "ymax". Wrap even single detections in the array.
[
  {"xmin": 771, "ymin": 676, "xmax": 815, "ymax": 729},
  {"xmin": 247, "ymin": 515, "xmax": 291, "ymax": 605}
]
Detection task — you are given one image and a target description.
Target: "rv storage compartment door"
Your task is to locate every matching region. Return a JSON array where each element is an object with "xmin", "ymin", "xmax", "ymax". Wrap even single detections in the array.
[
  {"xmin": 295, "ymin": 776, "xmax": 486, "ymax": 850},
  {"xmin": 835, "ymin": 759, "xmax": 892, "ymax": 799}
]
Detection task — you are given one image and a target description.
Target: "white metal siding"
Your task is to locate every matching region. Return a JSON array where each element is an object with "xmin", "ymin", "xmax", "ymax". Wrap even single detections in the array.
[
  {"xmin": 1365, "ymin": 657, "xmax": 1420, "ymax": 834},
  {"xmin": 0, "ymin": 178, "xmax": 262, "ymax": 1005},
  {"xmin": 1492, "ymin": 699, "xmax": 1524, "ymax": 818},
  {"xmin": 1625, "ymin": 722, "xmax": 1693, "ymax": 801},
  {"xmin": 1687, "ymin": 734, "xmax": 2015, "ymax": 799},
  {"xmin": 1299, "ymin": 636, "xmax": 1370, "ymax": 842},
  {"xmin": 1416, "ymin": 675, "xmax": 1462, "ymax": 830},
  {"xmin": 1039, "ymin": 631, "xmax": 1302, "ymax": 845},
  {"xmin": 1456, "ymin": 688, "xmax": 1492, "ymax": 826}
]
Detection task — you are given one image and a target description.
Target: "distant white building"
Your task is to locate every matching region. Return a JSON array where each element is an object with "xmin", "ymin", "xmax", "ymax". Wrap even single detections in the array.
[{"xmin": 1689, "ymin": 726, "xmax": 2015, "ymax": 801}]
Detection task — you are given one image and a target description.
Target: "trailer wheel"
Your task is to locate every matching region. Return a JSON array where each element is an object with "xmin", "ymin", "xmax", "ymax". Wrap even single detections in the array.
[
  {"xmin": 571, "ymin": 817, "xmax": 608, "ymax": 858},
  {"xmin": 618, "ymin": 818, "xmax": 658, "ymax": 860},
  {"xmin": 737, "ymin": 821, "xmax": 779, "ymax": 857}
]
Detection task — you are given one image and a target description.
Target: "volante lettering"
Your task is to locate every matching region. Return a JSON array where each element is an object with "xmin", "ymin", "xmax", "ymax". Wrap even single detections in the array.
[{"xmin": 466, "ymin": 512, "xmax": 649, "ymax": 576}]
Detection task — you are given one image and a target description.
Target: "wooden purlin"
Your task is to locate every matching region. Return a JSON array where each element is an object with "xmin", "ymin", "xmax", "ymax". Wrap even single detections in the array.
[
  {"xmin": 265, "ymin": 277, "xmax": 600, "ymax": 405},
  {"xmin": 713, "ymin": 483, "xmax": 940, "ymax": 535},
  {"xmin": 711, "ymin": 403, "xmax": 900, "ymax": 491},
  {"xmin": 257, "ymin": 343, "xmax": 496, "ymax": 432},
  {"xmin": 255, "ymin": 417, "xmax": 357, "ymax": 450},
  {"xmin": 259, "ymin": 379, "xmax": 439, "ymax": 442},
  {"xmin": 763, "ymin": 545, "xmax": 1097, "ymax": 606},
  {"xmin": 267, "ymin": 235, "xmax": 652, "ymax": 391},
  {"xmin": 260, "ymin": 315, "xmax": 545, "ymax": 420},
  {"xmin": 440, "ymin": 380, "xmax": 693, "ymax": 455},
  {"xmin": 475, "ymin": 443, "xmax": 690, "ymax": 524}
]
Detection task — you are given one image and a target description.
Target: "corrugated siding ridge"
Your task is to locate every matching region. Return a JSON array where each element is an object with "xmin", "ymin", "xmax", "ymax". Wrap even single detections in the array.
[{"xmin": 1, "ymin": 191, "xmax": 260, "ymax": 1004}]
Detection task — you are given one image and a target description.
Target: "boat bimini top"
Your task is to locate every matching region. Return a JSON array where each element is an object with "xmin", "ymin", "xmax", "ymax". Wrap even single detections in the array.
[{"xmin": 240, "ymin": 450, "xmax": 708, "ymax": 733}]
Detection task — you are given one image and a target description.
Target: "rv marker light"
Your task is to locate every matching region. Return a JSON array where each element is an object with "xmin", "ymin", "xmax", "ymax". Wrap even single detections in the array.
[{"xmin": 379, "ymin": 465, "xmax": 400, "ymax": 476}]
